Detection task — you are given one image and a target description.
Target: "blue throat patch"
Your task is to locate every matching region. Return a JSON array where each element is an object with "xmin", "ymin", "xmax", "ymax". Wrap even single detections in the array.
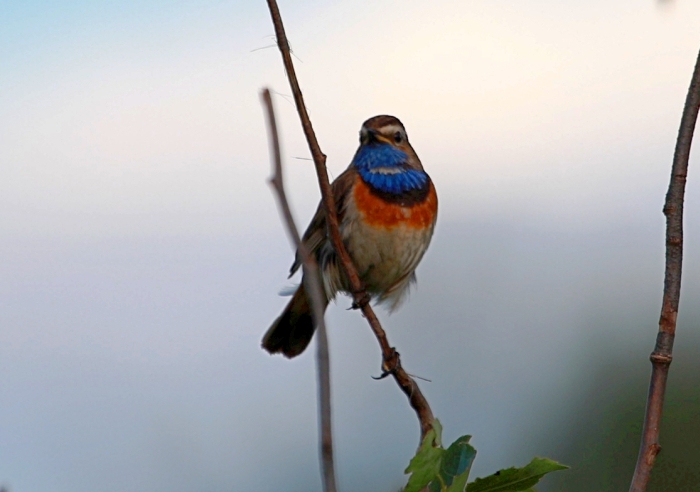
[{"xmin": 353, "ymin": 144, "xmax": 428, "ymax": 194}]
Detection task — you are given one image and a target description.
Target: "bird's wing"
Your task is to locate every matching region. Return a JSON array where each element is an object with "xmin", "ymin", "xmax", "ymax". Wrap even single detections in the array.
[{"xmin": 288, "ymin": 166, "xmax": 357, "ymax": 277}]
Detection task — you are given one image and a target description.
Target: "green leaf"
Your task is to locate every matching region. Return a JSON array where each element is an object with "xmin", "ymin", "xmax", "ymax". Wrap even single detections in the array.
[
  {"xmin": 466, "ymin": 457, "xmax": 568, "ymax": 492},
  {"xmin": 441, "ymin": 435, "xmax": 477, "ymax": 492},
  {"xmin": 432, "ymin": 419, "xmax": 444, "ymax": 448},
  {"xmin": 428, "ymin": 480, "xmax": 443, "ymax": 492},
  {"xmin": 405, "ymin": 424, "xmax": 477, "ymax": 492},
  {"xmin": 404, "ymin": 422, "xmax": 445, "ymax": 492}
]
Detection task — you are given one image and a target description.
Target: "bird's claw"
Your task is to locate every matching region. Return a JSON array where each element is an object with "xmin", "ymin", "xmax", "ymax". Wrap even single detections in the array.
[
  {"xmin": 371, "ymin": 350, "xmax": 400, "ymax": 380},
  {"xmin": 351, "ymin": 292, "xmax": 371, "ymax": 310},
  {"xmin": 371, "ymin": 370, "xmax": 392, "ymax": 380}
]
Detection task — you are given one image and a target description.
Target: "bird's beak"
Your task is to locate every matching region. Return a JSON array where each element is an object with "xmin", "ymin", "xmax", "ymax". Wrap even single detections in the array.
[{"xmin": 366, "ymin": 129, "xmax": 391, "ymax": 145}]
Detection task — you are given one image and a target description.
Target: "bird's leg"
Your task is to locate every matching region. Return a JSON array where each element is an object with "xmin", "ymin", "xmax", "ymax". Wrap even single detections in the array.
[
  {"xmin": 350, "ymin": 291, "xmax": 371, "ymax": 310},
  {"xmin": 372, "ymin": 348, "xmax": 400, "ymax": 380},
  {"xmin": 350, "ymin": 265, "xmax": 372, "ymax": 309}
]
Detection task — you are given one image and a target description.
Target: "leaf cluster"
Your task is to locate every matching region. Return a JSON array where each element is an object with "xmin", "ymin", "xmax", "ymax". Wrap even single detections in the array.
[{"xmin": 404, "ymin": 421, "xmax": 567, "ymax": 492}]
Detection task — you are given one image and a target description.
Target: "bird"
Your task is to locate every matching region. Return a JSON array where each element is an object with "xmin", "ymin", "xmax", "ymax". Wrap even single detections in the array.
[{"xmin": 262, "ymin": 115, "xmax": 438, "ymax": 358}]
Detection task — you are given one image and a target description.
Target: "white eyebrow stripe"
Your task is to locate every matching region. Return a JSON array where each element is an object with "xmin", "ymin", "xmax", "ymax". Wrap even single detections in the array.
[
  {"xmin": 361, "ymin": 124, "xmax": 405, "ymax": 136},
  {"xmin": 379, "ymin": 124, "xmax": 404, "ymax": 135}
]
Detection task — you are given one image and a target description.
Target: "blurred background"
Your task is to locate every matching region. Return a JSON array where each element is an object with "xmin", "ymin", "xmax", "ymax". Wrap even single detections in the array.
[{"xmin": 1, "ymin": 0, "xmax": 700, "ymax": 490}]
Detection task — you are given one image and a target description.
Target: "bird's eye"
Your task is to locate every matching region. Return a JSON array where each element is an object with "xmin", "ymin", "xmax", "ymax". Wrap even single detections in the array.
[{"xmin": 394, "ymin": 132, "xmax": 403, "ymax": 144}]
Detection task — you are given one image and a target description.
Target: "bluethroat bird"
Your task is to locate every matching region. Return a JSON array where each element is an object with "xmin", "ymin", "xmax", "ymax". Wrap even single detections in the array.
[{"xmin": 263, "ymin": 115, "xmax": 438, "ymax": 358}]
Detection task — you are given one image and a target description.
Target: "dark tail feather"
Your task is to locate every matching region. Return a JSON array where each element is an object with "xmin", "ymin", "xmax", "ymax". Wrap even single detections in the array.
[{"xmin": 262, "ymin": 284, "xmax": 327, "ymax": 358}]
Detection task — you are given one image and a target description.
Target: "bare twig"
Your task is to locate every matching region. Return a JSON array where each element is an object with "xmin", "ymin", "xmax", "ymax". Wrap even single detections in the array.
[
  {"xmin": 264, "ymin": 0, "xmax": 435, "ymax": 440},
  {"xmin": 629, "ymin": 48, "xmax": 700, "ymax": 492},
  {"xmin": 261, "ymin": 88, "xmax": 338, "ymax": 492}
]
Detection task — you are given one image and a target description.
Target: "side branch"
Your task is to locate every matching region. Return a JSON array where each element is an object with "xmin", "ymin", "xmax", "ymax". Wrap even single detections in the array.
[
  {"xmin": 265, "ymin": 0, "xmax": 435, "ymax": 440},
  {"xmin": 629, "ymin": 48, "xmax": 700, "ymax": 492},
  {"xmin": 261, "ymin": 89, "xmax": 338, "ymax": 492}
]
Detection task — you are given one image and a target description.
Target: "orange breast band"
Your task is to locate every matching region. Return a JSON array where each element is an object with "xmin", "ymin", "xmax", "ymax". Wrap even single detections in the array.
[{"xmin": 353, "ymin": 176, "xmax": 437, "ymax": 229}]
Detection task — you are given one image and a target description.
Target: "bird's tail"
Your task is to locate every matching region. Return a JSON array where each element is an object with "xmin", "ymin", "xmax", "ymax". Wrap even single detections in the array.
[{"xmin": 262, "ymin": 284, "xmax": 328, "ymax": 358}]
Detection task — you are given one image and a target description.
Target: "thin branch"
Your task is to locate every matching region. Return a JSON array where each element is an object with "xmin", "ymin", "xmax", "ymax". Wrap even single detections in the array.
[
  {"xmin": 264, "ymin": 0, "xmax": 435, "ymax": 440},
  {"xmin": 629, "ymin": 48, "xmax": 700, "ymax": 492},
  {"xmin": 261, "ymin": 88, "xmax": 338, "ymax": 492}
]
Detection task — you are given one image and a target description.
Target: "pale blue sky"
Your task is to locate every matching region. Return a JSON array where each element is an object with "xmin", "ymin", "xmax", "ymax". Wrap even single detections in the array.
[{"xmin": 1, "ymin": 1, "xmax": 700, "ymax": 491}]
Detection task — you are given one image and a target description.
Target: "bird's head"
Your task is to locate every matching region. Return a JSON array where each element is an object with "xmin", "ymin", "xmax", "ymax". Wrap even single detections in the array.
[
  {"xmin": 354, "ymin": 115, "xmax": 424, "ymax": 172},
  {"xmin": 352, "ymin": 115, "xmax": 428, "ymax": 194},
  {"xmin": 360, "ymin": 115, "xmax": 408, "ymax": 147}
]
